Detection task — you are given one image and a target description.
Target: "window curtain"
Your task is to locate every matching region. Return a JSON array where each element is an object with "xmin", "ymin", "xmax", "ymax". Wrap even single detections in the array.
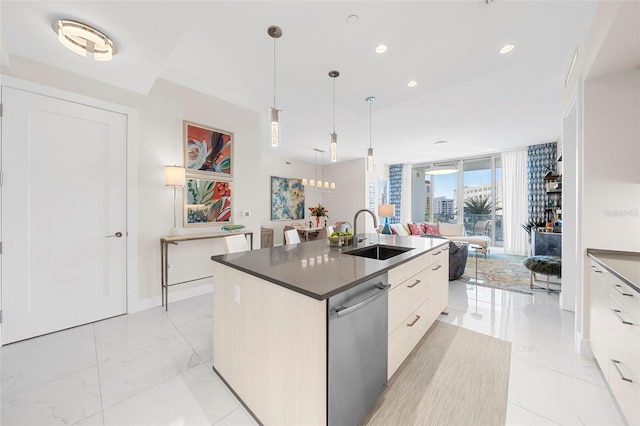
[
  {"xmin": 502, "ymin": 149, "xmax": 529, "ymax": 256},
  {"xmin": 400, "ymin": 163, "xmax": 412, "ymax": 224},
  {"xmin": 527, "ymin": 142, "xmax": 557, "ymax": 221},
  {"xmin": 388, "ymin": 164, "xmax": 403, "ymax": 223}
]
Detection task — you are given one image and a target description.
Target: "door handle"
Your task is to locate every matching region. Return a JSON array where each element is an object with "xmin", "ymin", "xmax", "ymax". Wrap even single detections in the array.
[
  {"xmin": 612, "ymin": 309, "xmax": 634, "ymax": 325},
  {"xmin": 106, "ymin": 232, "xmax": 123, "ymax": 238},
  {"xmin": 612, "ymin": 284, "xmax": 634, "ymax": 297},
  {"xmin": 612, "ymin": 359, "xmax": 633, "ymax": 383},
  {"xmin": 407, "ymin": 279, "xmax": 421, "ymax": 288},
  {"xmin": 336, "ymin": 283, "xmax": 390, "ymax": 318}
]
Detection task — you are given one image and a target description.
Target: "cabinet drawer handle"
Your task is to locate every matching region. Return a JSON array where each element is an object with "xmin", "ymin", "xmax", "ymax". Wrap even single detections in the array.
[
  {"xmin": 612, "ymin": 359, "xmax": 634, "ymax": 383},
  {"xmin": 612, "ymin": 309, "xmax": 634, "ymax": 325},
  {"xmin": 407, "ymin": 315, "xmax": 421, "ymax": 327},
  {"xmin": 432, "ymin": 251, "xmax": 441, "ymax": 256},
  {"xmin": 407, "ymin": 279, "xmax": 421, "ymax": 288},
  {"xmin": 612, "ymin": 284, "xmax": 634, "ymax": 297},
  {"xmin": 432, "ymin": 265, "xmax": 442, "ymax": 271},
  {"xmin": 592, "ymin": 268, "xmax": 603, "ymax": 273}
]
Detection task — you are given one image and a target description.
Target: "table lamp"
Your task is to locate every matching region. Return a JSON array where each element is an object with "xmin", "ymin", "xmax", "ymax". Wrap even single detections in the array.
[
  {"xmin": 165, "ymin": 165, "xmax": 186, "ymax": 236},
  {"xmin": 378, "ymin": 204, "xmax": 395, "ymax": 234}
]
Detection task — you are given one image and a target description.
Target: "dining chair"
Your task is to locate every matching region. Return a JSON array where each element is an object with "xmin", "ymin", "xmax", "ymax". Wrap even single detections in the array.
[
  {"xmin": 284, "ymin": 229, "xmax": 301, "ymax": 245},
  {"xmin": 224, "ymin": 234, "xmax": 250, "ymax": 253}
]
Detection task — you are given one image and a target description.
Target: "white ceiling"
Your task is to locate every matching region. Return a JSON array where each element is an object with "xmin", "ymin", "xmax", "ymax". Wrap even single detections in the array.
[{"xmin": 0, "ymin": 1, "xmax": 599, "ymax": 165}]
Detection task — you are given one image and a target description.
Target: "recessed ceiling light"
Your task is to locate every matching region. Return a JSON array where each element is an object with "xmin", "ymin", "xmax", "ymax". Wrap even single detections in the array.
[
  {"xmin": 499, "ymin": 44, "xmax": 515, "ymax": 54},
  {"xmin": 407, "ymin": 80, "xmax": 418, "ymax": 88},
  {"xmin": 434, "ymin": 140, "xmax": 448, "ymax": 145},
  {"xmin": 375, "ymin": 44, "xmax": 387, "ymax": 54}
]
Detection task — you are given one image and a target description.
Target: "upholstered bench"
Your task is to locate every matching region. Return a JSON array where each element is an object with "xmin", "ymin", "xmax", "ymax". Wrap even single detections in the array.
[{"xmin": 523, "ymin": 255, "xmax": 562, "ymax": 292}]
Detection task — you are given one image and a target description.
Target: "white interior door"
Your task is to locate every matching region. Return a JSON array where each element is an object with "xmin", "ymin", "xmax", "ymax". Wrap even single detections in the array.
[{"xmin": 1, "ymin": 86, "xmax": 127, "ymax": 344}]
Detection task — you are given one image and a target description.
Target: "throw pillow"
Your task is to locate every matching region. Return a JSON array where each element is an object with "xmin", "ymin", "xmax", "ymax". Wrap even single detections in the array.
[
  {"xmin": 423, "ymin": 222, "xmax": 440, "ymax": 235},
  {"xmin": 407, "ymin": 223, "xmax": 424, "ymax": 236},
  {"xmin": 393, "ymin": 223, "xmax": 409, "ymax": 236},
  {"xmin": 402, "ymin": 223, "xmax": 411, "ymax": 234},
  {"xmin": 389, "ymin": 224, "xmax": 398, "ymax": 235}
]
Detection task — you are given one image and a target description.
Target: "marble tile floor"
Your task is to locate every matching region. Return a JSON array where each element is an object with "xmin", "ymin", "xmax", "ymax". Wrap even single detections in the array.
[{"xmin": 0, "ymin": 283, "xmax": 626, "ymax": 425}]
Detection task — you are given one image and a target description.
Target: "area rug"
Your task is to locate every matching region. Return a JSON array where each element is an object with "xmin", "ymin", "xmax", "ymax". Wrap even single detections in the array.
[
  {"xmin": 462, "ymin": 253, "xmax": 533, "ymax": 294},
  {"xmin": 362, "ymin": 321, "xmax": 511, "ymax": 426}
]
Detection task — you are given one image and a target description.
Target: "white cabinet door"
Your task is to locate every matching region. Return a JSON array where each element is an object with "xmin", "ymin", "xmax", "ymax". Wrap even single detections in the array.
[{"xmin": 1, "ymin": 87, "xmax": 127, "ymax": 344}]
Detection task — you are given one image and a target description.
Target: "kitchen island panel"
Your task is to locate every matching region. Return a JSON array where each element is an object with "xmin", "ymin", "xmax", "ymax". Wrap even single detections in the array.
[{"xmin": 212, "ymin": 263, "xmax": 327, "ymax": 425}]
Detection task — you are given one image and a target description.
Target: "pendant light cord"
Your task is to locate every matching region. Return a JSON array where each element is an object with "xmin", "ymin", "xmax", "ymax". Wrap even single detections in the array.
[
  {"xmin": 332, "ymin": 78, "xmax": 336, "ymax": 133},
  {"xmin": 369, "ymin": 100, "xmax": 372, "ymax": 149},
  {"xmin": 273, "ymin": 37, "xmax": 277, "ymax": 108}
]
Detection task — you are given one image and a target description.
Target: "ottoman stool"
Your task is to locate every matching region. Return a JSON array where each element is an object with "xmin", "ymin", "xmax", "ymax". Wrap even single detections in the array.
[{"xmin": 523, "ymin": 255, "xmax": 562, "ymax": 292}]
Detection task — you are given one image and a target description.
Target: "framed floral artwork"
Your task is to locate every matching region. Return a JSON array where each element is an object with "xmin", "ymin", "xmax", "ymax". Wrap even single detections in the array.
[
  {"xmin": 184, "ymin": 121, "xmax": 232, "ymax": 176},
  {"xmin": 271, "ymin": 176, "xmax": 305, "ymax": 220},
  {"xmin": 184, "ymin": 177, "xmax": 232, "ymax": 225}
]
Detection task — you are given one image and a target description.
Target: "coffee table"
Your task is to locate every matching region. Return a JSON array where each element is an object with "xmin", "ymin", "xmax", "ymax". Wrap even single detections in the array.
[{"xmin": 468, "ymin": 244, "xmax": 485, "ymax": 284}]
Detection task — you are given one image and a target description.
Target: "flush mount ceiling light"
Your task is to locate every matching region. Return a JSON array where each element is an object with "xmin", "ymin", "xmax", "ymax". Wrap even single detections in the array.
[
  {"xmin": 52, "ymin": 20, "xmax": 117, "ymax": 61},
  {"xmin": 425, "ymin": 163, "xmax": 459, "ymax": 175},
  {"xmin": 329, "ymin": 70, "xmax": 340, "ymax": 162},
  {"xmin": 499, "ymin": 44, "xmax": 515, "ymax": 54},
  {"xmin": 268, "ymin": 25, "xmax": 283, "ymax": 147},
  {"xmin": 366, "ymin": 96, "xmax": 376, "ymax": 172},
  {"xmin": 375, "ymin": 44, "xmax": 387, "ymax": 54}
]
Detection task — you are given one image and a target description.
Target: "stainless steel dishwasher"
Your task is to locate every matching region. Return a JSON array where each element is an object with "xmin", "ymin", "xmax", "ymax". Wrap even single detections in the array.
[{"xmin": 328, "ymin": 273, "xmax": 389, "ymax": 426}]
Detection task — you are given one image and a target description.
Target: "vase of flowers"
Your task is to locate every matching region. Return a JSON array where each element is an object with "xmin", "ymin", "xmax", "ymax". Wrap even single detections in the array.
[{"xmin": 309, "ymin": 204, "xmax": 328, "ymax": 228}]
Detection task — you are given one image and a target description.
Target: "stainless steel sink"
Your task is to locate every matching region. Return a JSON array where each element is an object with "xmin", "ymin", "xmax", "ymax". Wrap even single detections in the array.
[{"xmin": 344, "ymin": 244, "xmax": 414, "ymax": 261}]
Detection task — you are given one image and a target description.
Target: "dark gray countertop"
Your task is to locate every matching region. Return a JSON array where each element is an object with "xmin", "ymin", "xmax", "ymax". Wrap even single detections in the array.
[
  {"xmin": 587, "ymin": 249, "xmax": 640, "ymax": 293},
  {"xmin": 211, "ymin": 234, "xmax": 449, "ymax": 300}
]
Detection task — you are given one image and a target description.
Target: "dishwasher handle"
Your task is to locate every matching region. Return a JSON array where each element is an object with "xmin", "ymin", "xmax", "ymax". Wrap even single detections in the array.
[{"xmin": 336, "ymin": 283, "xmax": 390, "ymax": 318}]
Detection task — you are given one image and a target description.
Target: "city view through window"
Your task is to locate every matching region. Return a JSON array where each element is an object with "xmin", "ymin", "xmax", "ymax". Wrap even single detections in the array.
[{"xmin": 421, "ymin": 156, "xmax": 503, "ymax": 247}]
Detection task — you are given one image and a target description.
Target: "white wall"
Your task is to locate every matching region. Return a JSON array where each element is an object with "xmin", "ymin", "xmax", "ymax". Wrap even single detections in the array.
[
  {"xmin": 1, "ymin": 57, "xmax": 265, "ymax": 309},
  {"xmin": 582, "ymin": 70, "xmax": 640, "ymax": 252},
  {"xmin": 324, "ymin": 159, "xmax": 373, "ymax": 231},
  {"xmin": 562, "ymin": 0, "xmax": 640, "ymax": 349}
]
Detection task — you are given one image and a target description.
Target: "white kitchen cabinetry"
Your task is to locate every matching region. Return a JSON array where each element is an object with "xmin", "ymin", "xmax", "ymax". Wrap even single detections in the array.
[
  {"xmin": 588, "ymin": 255, "xmax": 640, "ymax": 425},
  {"xmin": 387, "ymin": 246, "xmax": 449, "ymax": 378}
]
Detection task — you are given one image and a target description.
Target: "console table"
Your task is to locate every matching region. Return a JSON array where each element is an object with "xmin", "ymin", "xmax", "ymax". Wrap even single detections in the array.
[{"xmin": 160, "ymin": 231, "xmax": 253, "ymax": 311}]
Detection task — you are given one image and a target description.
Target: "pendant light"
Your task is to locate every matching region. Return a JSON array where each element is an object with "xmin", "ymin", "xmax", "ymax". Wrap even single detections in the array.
[
  {"xmin": 302, "ymin": 149, "xmax": 335, "ymax": 192},
  {"xmin": 329, "ymin": 70, "xmax": 339, "ymax": 162},
  {"xmin": 366, "ymin": 96, "xmax": 376, "ymax": 172},
  {"xmin": 268, "ymin": 26, "xmax": 283, "ymax": 147}
]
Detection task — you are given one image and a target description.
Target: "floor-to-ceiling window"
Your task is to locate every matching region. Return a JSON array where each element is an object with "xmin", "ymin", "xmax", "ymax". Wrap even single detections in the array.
[{"xmin": 413, "ymin": 155, "xmax": 502, "ymax": 247}]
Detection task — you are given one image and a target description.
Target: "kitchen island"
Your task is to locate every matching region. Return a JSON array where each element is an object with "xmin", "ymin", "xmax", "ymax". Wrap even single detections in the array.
[{"xmin": 210, "ymin": 234, "xmax": 449, "ymax": 425}]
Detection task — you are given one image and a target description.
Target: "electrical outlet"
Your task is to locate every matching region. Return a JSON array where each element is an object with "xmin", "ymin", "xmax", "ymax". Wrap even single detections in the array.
[
  {"xmin": 234, "ymin": 285, "xmax": 241, "ymax": 304},
  {"xmin": 168, "ymin": 264, "xmax": 173, "ymax": 272}
]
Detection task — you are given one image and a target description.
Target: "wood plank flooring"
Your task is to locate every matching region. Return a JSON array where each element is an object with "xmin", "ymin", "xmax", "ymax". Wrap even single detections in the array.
[{"xmin": 362, "ymin": 321, "xmax": 511, "ymax": 426}]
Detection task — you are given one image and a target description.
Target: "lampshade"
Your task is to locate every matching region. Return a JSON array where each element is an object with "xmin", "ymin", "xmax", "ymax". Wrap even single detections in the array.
[
  {"xmin": 270, "ymin": 107, "xmax": 280, "ymax": 147},
  {"xmin": 53, "ymin": 20, "xmax": 117, "ymax": 61},
  {"xmin": 425, "ymin": 164, "xmax": 458, "ymax": 175},
  {"xmin": 164, "ymin": 166, "xmax": 185, "ymax": 187},
  {"xmin": 378, "ymin": 204, "xmax": 395, "ymax": 217}
]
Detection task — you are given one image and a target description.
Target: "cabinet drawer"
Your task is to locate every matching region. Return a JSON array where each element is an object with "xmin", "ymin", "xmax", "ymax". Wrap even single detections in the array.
[
  {"xmin": 608, "ymin": 344, "xmax": 640, "ymax": 426},
  {"xmin": 429, "ymin": 246, "xmax": 448, "ymax": 268},
  {"xmin": 388, "ymin": 299, "xmax": 431, "ymax": 379},
  {"xmin": 388, "ymin": 255, "xmax": 430, "ymax": 289},
  {"xmin": 389, "ymin": 268, "xmax": 431, "ymax": 334},
  {"xmin": 609, "ymin": 297, "xmax": 640, "ymax": 377},
  {"xmin": 609, "ymin": 276, "xmax": 640, "ymax": 323}
]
